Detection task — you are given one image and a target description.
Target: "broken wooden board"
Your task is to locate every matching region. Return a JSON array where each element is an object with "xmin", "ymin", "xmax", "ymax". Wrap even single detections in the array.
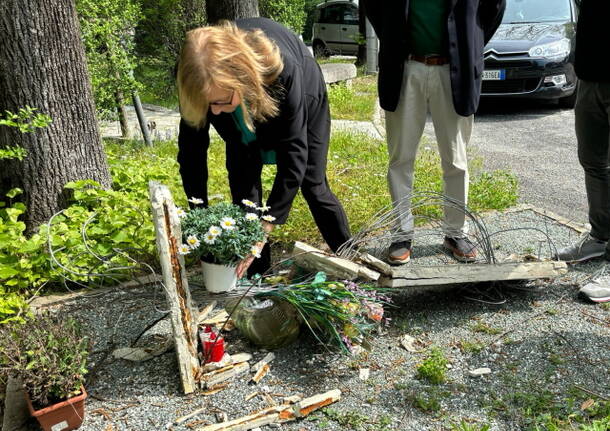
[
  {"xmin": 293, "ymin": 241, "xmax": 380, "ymax": 281},
  {"xmin": 357, "ymin": 252, "xmax": 392, "ymax": 276},
  {"xmin": 380, "ymin": 261, "xmax": 568, "ymax": 288},
  {"xmin": 196, "ymin": 389, "xmax": 341, "ymax": 431},
  {"xmin": 149, "ymin": 181, "xmax": 200, "ymax": 394},
  {"xmin": 199, "ymin": 361, "xmax": 250, "ymax": 388}
]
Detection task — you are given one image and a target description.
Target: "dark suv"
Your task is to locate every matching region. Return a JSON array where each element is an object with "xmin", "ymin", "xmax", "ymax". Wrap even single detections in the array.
[{"xmin": 482, "ymin": 0, "xmax": 579, "ymax": 108}]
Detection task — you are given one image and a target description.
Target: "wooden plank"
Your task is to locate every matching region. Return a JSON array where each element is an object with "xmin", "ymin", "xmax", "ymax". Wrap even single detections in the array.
[
  {"xmin": 293, "ymin": 241, "xmax": 380, "ymax": 281},
  {"xmin": 357, "ymin": 252, "xmax": 393, "ymax": 276},
  {"xmin": 149, "ymin": 181, "xmax": 200, "ymax": 394},
  {"xmin": 380, "ymin": 261, "xmax": 568, "ymax": 288}
]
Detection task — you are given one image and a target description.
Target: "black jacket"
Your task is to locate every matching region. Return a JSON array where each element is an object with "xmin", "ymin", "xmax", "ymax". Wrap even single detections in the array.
[
  {"xmin": 178, "ymin": 18, "xmax": 326, "ymax": 224},
  {"xmin": 575, "ymin": 0, "xmax": 610, "ymax": 82},
  {"xmin": 363, "ymin": 0, "xmax": 505, "ymax": 116}
]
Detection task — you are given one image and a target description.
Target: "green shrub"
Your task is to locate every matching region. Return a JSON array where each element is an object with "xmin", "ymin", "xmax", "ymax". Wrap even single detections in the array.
[
  {"xmin": 0, "ymin": 140, "xmax": 185, "ymax": 303},
  {"xmin": 259, "ymin": 0, "xmax": 307, "ymax": 34},
  {"xmin": 416, "ymin": 347, "xmax": 449, "ymax": 384},
  {"xmin": 0, "ymin": 314, "xmax": 89, "ymax": 407}
]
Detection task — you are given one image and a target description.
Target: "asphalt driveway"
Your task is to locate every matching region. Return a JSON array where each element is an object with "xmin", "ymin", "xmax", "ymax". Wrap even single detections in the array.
[{"xmin": 471, "ymin": 99, "xmax": 586, "ymax": 223}]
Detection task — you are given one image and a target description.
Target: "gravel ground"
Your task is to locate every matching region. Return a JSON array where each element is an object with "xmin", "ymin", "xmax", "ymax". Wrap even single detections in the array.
[{"xmin": 17, "ymin": 208, "xmax": 609, "ymax": 431}]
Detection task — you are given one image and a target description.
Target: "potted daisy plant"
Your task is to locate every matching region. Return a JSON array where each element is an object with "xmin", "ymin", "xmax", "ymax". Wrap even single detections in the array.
[{"xmin": 179, "ymin": 199, "xmax": 271, "ymax": 292}]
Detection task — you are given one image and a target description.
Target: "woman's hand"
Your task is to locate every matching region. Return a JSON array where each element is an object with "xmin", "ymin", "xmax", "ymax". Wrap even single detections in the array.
[{"xmin": 235, "ymin": 221, "xmax": 275, "ymax": 279}]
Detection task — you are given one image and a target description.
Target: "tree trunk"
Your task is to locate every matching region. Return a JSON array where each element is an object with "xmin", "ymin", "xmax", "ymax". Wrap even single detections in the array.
[
  {"xmin": 356, "ymin": 1, "xmax": 367, "ymax": 67},
  {"xmin": 0, "ymin": 0, "xmax": 111, "ymax": 233},
  {"xmin": 116, "ymin": 91, "xmax": 130, "ymax": 138},
  {"xmin": 206, "ymin": 0, "xmax": 259, "ymax": 24}
]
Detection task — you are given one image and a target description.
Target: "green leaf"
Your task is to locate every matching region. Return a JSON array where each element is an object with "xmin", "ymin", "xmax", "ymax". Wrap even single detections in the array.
[{"xmin": 5, "ymin": 188, "xmax": 23, "ymax": 198}]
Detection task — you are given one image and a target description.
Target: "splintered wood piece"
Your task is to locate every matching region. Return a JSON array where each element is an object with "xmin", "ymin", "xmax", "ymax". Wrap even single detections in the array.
[
  {"xmin": 195, "ymin": 406, "xmax": 290, "ymax": 431},
  {"xmin": 195, "ymin": 389, "xmax": 341, "ymax": 431},
  {"xmin": 381, "ymin": 261, "xmax": 568, "ymax": 288},
  {"xmin": 245, "ymin": 391, "xmax": 259, "ymax": 401},
  {"xmin": 231, "ymin": 353, "xmax": 253, "ymax": 364},
  {"xmin": 149, "ymin": 181, "xmax": 200, "ymax": 394},
  {"xmin": 176, "ymin": 406, "xmax": 207, "ymax": 425},
  {"xmin": 292, "ymin": 389, "xmax": 342, "ymax": 418},
  {"xmin": 292, "ymin": 242, "xmax": 380, "ymax": 281},
  {"xmin": 357, "ymin": 252, "xmax": 393, "ymax": 276},
  {"xmin": 282, "ymin": 395, "xmax": 302, "ymax": 405},
  {"xmin": 252, "ymin": 353, "xmax": 275, "ymax": 372},
  {"xmin": 200, "ymin": 362, "xmax": 250, "ymax": 388},
  {"xmin": 202, "ymin": 310, "xmax": 230, "ymax": 325},
  {"xmin": 251, "ymin": 364, "xmax": 270, "ymax": 384},
  {"xmin": 198, "ymin": 301, "xmax": 217, "ymax": 324}
]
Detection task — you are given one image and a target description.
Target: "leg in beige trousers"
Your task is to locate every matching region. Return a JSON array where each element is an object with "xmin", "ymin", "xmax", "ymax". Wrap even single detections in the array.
[{"xmin": 385, "ymin": 60, "xmax": 473, "ymax": 239}]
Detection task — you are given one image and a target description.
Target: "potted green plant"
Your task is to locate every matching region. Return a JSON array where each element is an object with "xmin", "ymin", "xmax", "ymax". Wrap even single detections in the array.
[
  {"xmin": 179, "ymin": 200, "xmax": 267, "ymax": 292},
  {"xmin": 0, "ymin": 313, "xmax": 90, "ymax": 431}
]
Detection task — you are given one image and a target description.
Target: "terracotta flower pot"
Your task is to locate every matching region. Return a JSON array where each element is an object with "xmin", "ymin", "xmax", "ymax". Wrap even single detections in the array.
[
  {"xmin": 201, "ymin": 261, "xmax": 237, "ymax": 293},
  {"xmin": 25, "ymin": 386, "xmax": 87, "ymax": 431}
]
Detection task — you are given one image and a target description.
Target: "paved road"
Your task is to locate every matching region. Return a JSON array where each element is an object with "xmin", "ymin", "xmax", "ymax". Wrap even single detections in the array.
[{"xmin": 424, "ymin": 98, "xmax": 588, "ymax": 224}]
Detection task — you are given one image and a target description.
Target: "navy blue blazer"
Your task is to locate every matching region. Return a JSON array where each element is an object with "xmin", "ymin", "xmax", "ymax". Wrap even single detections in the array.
[{"xmin": 363, "ymin": 0, "xmax": 506, "ymax": 116}]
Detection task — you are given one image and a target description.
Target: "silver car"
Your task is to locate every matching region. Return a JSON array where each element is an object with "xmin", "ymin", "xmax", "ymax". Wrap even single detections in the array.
[{"xmin": 311, "ymin": 0, "xmax": 359, "ymax": 57}]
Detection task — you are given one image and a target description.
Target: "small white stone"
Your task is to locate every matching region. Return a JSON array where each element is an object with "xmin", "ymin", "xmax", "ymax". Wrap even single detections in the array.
[
  {"xmin": 468, "ymin": 367, "xmax": 492, "ymax": 377},
  {"xmin": 359, "ymin": 368, "xmax": 370, "ymax": 381}
]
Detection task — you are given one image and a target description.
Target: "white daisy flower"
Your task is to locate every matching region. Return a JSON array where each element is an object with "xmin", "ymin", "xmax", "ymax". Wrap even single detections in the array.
[
  {"xmin": 220, "ymin": 217, "xmax": 236, "ymax": 230},
  {"xmin": 186, "ymin": 235, "xmax": 200, "ymax": 249},
  {"xmin": 251, "ymin": 246, "xmax": 261, "ymax": 258},
  {"xmin": 241, "ymin": 199, "xmax": 257, "ymax": 208},
  {"xmin": 245, "ymin": 213, "xmax": 258, "ymax": 221},
  {"xmin": 176, "ymin": 207, "xmax": 187, "ymax": 218},
  {"xmin": 261, "ymin": 215, "xmax": 276, "ymax": 222},
  {"xmin": 203, "ymin": 233, "xmax": 216, "ymax": 244},
  {"xmin": 188, "ymin": 197, "xmax": 204, "ymax": 205},
  {"xmin": 257, "ymin": 204, "xmax": 271, "ymax": 212},
  {"xmin": 178, "ymin": 244, "xmax": 191, "ymax": 255},
  {"xmin": 208, "ymin": 226, "xmax": 222, "ymax": 237}
]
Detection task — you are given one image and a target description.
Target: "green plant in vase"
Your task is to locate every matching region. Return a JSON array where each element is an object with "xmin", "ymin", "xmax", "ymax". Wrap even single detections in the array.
[{"xmin": 0, "ymin": 313, "xmax": 90, "ymax": 431}]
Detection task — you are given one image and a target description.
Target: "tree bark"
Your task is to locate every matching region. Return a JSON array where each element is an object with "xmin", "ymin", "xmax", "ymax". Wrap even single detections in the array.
[
  {"xmin": 206, "ymin": 0, "xmax": 259, "ymax": 24},
  {"xmin": 0, "ymin": 0, "xmax": 111, "ymax": 233}
]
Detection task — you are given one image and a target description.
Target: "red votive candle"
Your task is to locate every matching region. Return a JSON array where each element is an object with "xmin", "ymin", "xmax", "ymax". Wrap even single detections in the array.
[{"xmin": 200, "ymin": 328, "xmax": 225, "ymax": 363}]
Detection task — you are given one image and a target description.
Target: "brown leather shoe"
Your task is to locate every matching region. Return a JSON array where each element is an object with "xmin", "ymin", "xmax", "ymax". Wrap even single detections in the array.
[
  {"xmin": 388, "ymin": 240, "xmax": 412, "ymax": 265},
  {"xmin": 443, "ymin": 236, "xmax": 477, "ymax": 262}
]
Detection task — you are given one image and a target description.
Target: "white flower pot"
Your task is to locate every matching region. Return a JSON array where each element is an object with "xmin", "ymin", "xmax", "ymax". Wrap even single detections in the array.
[{"xmin": 201, "ymin": 261, "xmax": 238, "ymax": 293}]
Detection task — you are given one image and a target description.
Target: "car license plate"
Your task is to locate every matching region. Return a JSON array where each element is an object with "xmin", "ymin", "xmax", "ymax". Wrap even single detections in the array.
[{"xmin": 482, "ymin": 70, "xmax": 506, "ymax": 80}]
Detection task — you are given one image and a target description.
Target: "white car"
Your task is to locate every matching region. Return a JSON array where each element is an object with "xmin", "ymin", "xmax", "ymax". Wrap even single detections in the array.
[{"xmin": 311, "ymin": 0, "xmax": 359, "ymax": 58}]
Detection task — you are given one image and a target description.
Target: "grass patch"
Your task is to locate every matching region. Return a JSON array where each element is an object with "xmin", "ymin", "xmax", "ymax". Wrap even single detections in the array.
[
  {"xmin": 406, "ymin": 386, "xmax": 450, "ymax": 414},
  {"xmin": 470, "ymin": 321, "xmax": 503, "ymax": 335},
  {"xmin": 416, "ymin": 347, "xmax": 449, "ymax": 384},
  {"xmin": 459, "ymin": 339, "xmax": 485, "ymax": 354},
  {"xmin": 328, "ymin": 76, "xmax": 377, "ymax": 121},
  {"xmin": 130, "ymin": 130, "xmax": 517, "ymax": 249}
]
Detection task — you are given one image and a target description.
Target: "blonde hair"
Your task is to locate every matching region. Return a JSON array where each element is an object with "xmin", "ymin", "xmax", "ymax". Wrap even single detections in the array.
[{"xmin": 177, "ymin": 22, "xmax": 284, "ymax": 130}]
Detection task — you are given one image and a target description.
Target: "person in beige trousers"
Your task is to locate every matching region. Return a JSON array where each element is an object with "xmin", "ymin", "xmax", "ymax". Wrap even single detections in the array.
[{"xmin": 363, "ymin": 0, "xmax": 505, "ymax": 264}]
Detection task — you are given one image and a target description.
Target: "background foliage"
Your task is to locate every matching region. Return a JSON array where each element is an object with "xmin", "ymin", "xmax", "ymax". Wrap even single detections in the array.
[
  {"xmin": 259, "ymin": 0, "xmax": 307, "ymax": 34},
  {"xmin": 77, "ymin": 0, "xmax": 141, "ymax": 119}
]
